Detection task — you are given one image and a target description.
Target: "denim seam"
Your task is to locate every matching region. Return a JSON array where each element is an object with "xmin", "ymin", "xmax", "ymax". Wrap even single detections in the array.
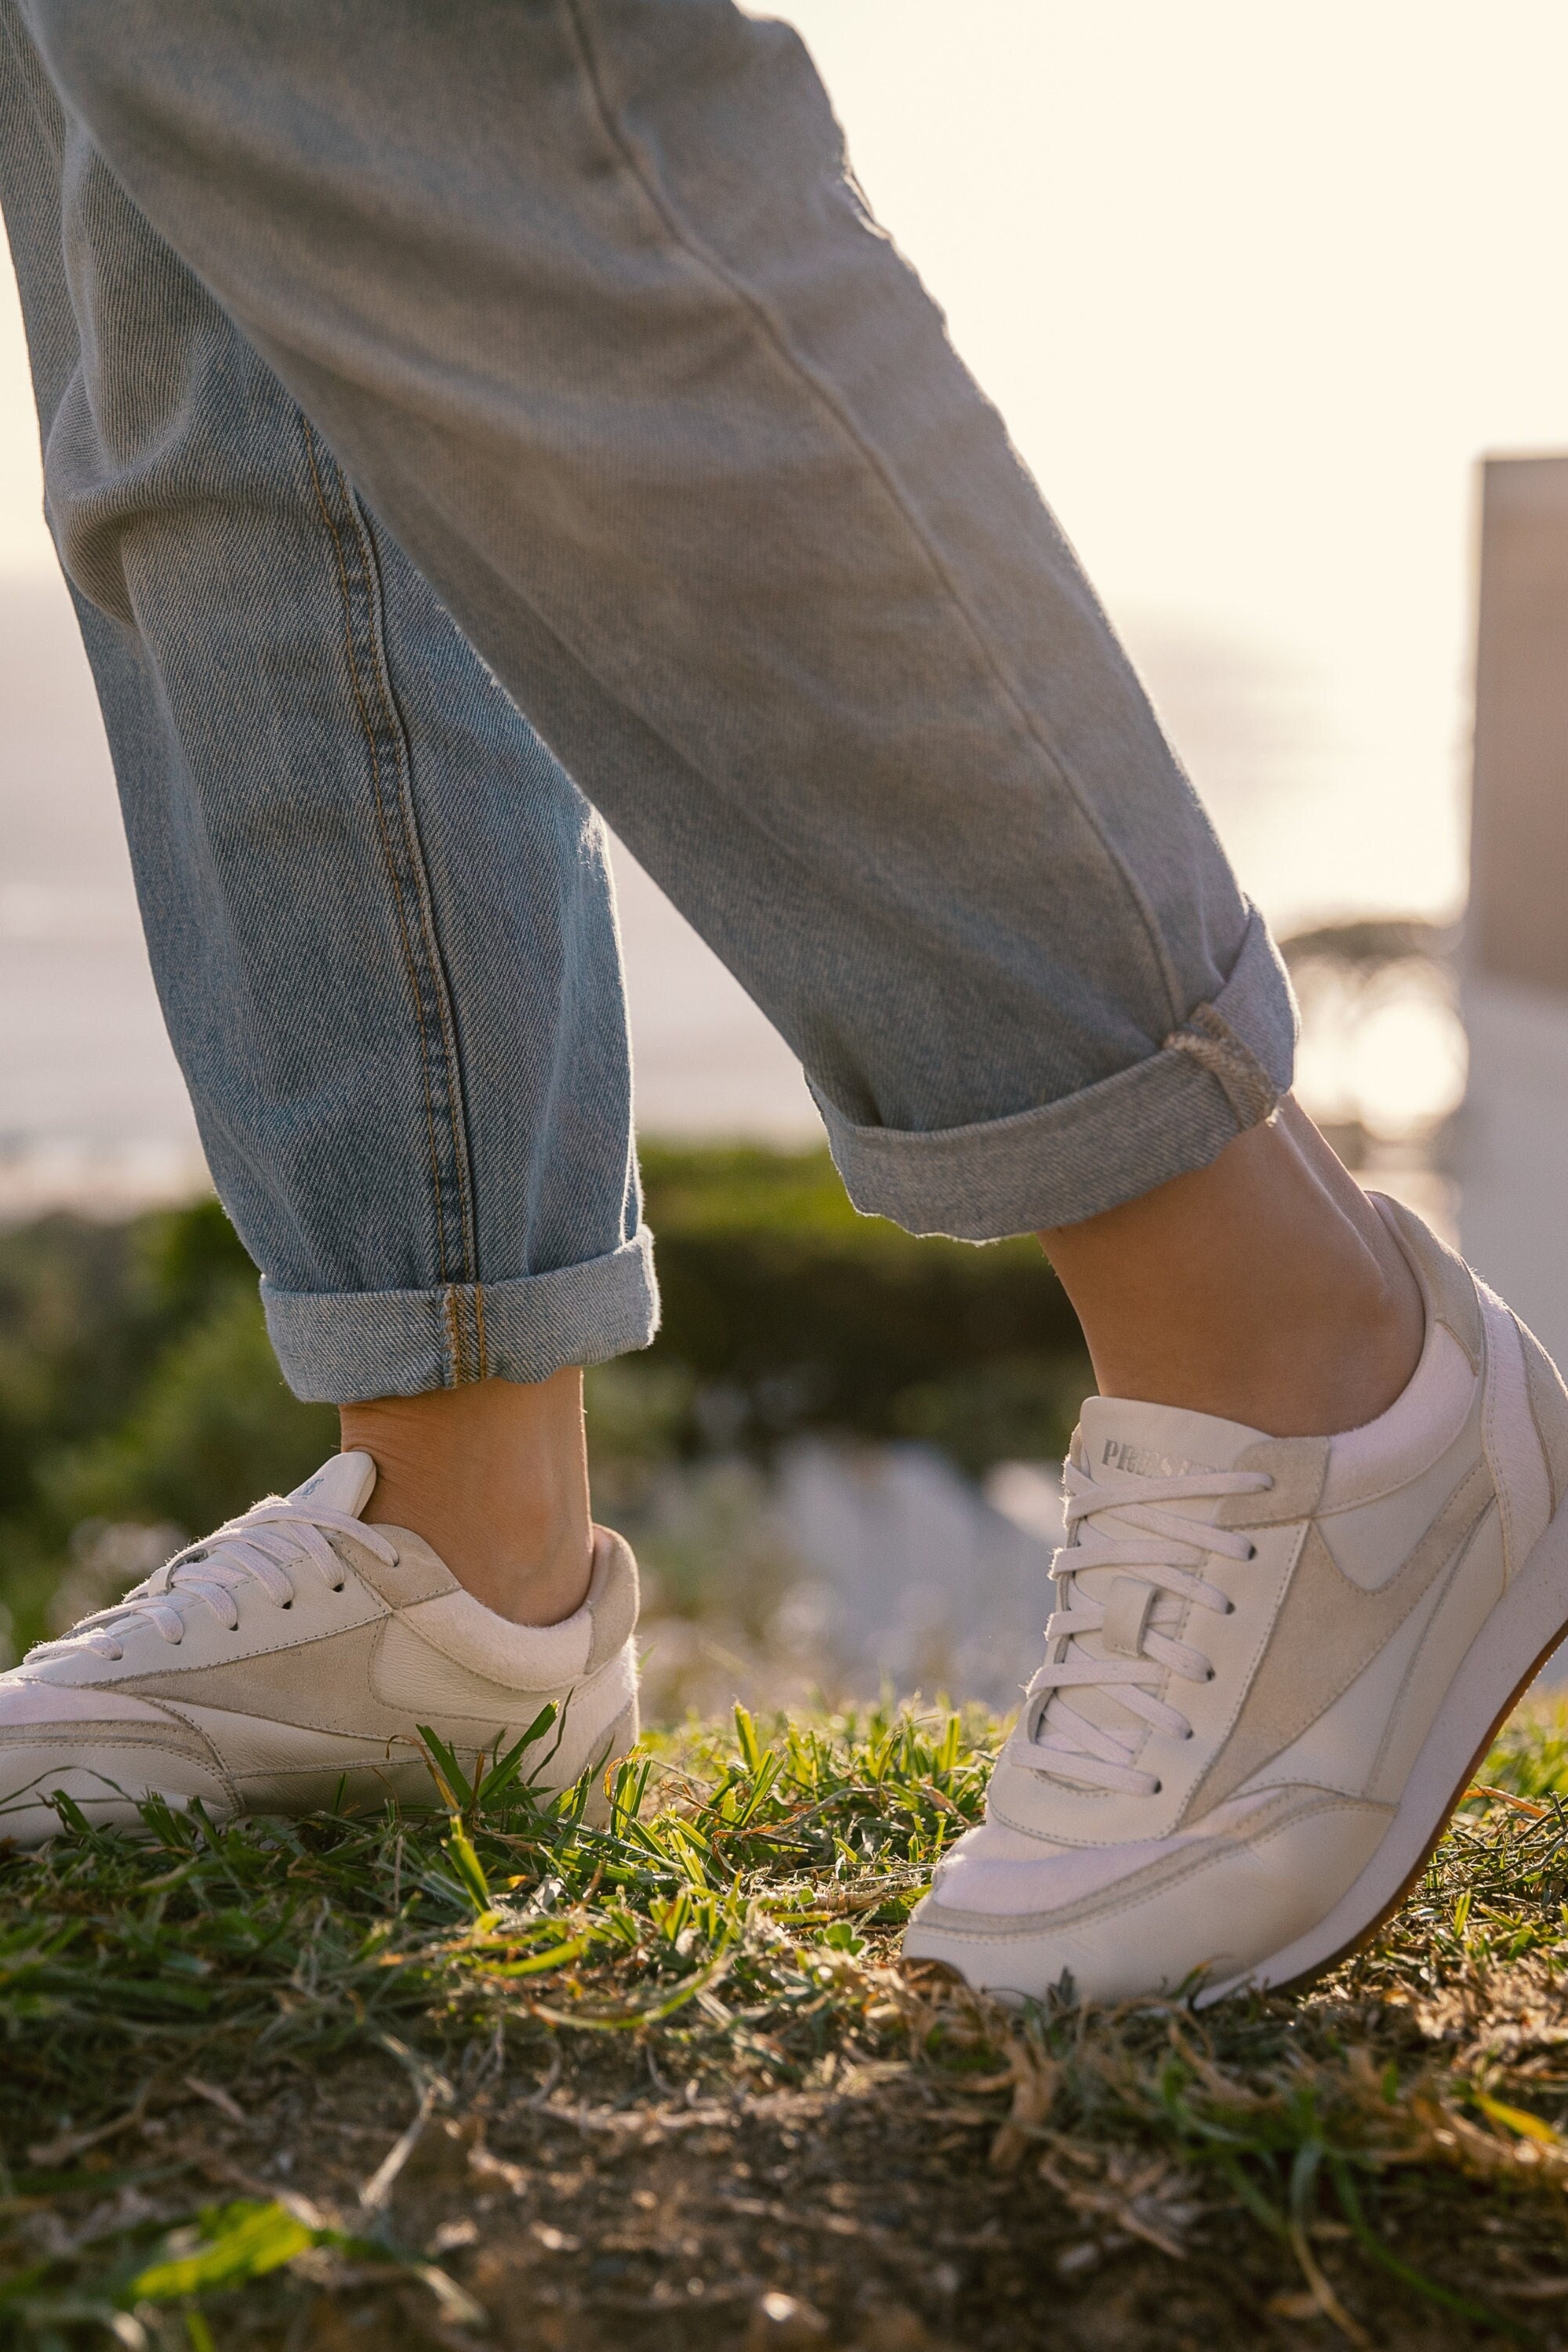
[
  {"xmin": 357, "ymin": 544, "xmax": 485, "ymax": 1330},
  {"xmin": 347, "ymin": 489, "xmax": 489, "ymax": 1378},
  {"xmin": 1163, "ymin": 1002, "xmax": 1279, "ymax": 1129},
  {"xmin": 443, "ymin": 1286, "xmax": 467, "ymax": 1384},
  {"xmin": 301, "ymin": 426, "xmax": 455, "ymax": 1284},
  {"xmin": 300, "ymin": 423, "xmax": 485, "ymax": 1376},
  {"xmin": 560, "ymin": 0, "xmax": 1186, "ymax": 1036}
]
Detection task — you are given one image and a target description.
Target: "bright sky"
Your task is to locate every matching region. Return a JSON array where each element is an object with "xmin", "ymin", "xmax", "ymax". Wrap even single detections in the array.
[{"xmin": 5, "ymin": 0, "xmax": 1568, "ymax": 933}]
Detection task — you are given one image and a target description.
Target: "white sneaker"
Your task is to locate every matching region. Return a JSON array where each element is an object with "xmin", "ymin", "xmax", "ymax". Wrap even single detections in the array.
[
  {"xmin": 0, "ymin": 1452, "xmax": 639, "ymax": 1845},
  {"xmin": 904, "ymin": 1200, "xmax": 1568, "ymax": 2005}
]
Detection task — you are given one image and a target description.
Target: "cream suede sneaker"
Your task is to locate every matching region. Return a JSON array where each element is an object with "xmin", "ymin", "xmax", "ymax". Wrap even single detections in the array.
[
  {"xmin": 0, "ymin": 1452, "xmax": 639, "ymax": 1845},
  {"xmin": 904, "ymin": 1200, "xmax": 1568, "ymax": 2005}
]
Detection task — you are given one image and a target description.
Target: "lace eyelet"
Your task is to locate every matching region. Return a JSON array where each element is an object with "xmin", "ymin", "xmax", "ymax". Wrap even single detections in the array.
[
  {"xmin": 1223, "ymin": 1599, "xmax": 1236, "ymax": 1616},
  {"xmin": 1246, "ymin": 1544, "xmax": 1258, "ymax": 1561},
  {"xmin": 1203, "ymin": 1667, "xmax": 1216, "ymax": 1682},
  {"xmin": 1151, "ymin": 1780, "xmax": 1163, "ymax": 1795}
]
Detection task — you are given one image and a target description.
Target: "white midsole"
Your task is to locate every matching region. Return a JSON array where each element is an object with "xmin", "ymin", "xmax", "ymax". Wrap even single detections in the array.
[{"xmin": 1197, "ymin": 1491, "xmax": 1568, "ymax": 2004}]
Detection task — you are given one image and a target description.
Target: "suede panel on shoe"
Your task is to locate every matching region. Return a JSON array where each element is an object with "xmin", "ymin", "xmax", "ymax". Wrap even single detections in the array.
[
  {"xmin": 334, "ymin": 1529, "xmax": 458, "ymax": 1607},
  {"xmin": 1214, "ymin": 1436, "xmax": 1330, "ymax": 1529},
  {"xmin": 1181, "ymin": 1461, "xmax": 1496, "ymax": 1821},
  {"xmin": 111, "ymin": 1621, "xmax": 405, "ymax": 1740}
]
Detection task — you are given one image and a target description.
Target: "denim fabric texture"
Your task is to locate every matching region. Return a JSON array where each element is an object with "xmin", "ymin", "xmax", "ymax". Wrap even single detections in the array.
[
  {"xmin": 2, "ymin": 0, "xmax": 1297, "ymax": 1401},
  {"xmin": 1, "ymin": 2, "xmax": 655, "ymax": 1399}
]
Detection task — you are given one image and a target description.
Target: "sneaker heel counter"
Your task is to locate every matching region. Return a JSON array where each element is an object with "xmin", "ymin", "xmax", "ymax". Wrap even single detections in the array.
[
  {"xmin": 1385, "ymin": 1191, "xmax": 1561, "ymax": 1575},
  {"xmin": 585, "ymin": 1527, "xmax": 639, "ymax": 1675},
  {"xmin": 1518, "ymin": 1315, "xmax": 1568, "ymax": 1518}
]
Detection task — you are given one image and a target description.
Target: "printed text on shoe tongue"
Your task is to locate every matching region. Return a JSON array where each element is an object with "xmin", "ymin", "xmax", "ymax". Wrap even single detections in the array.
[{"xmin": 1098, "ymin": 1438, "xmax": 1213, "ymax": 1482}]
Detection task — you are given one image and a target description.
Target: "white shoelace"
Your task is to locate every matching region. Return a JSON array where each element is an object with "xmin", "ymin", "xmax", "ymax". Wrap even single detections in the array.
[
  {"xmin": 1022, "ymin": 1457, "xmax": 1273, "ymax": 1797},
  {"xmin": 27, "ymin": 1498, "xmax": 397, "ymax": 1664}
]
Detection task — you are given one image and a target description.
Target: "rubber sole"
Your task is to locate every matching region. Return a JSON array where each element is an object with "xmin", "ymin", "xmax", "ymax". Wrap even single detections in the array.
[{"xmin": 1196, "ymin": 1494, "xmax": 1568, "ymax": 2005}]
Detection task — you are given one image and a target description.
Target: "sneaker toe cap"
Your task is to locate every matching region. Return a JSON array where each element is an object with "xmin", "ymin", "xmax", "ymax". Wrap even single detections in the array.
[
  {"xmin": 0, "ymin": 1677, "xmax": 232, "ymax": 1843},
  {"xmin": 0, "ymin": 1677, "xmax": 181, "ymax": 1728},
  {"xmin": 904, "ymin": 1788, "xmax": 1393, "ymax": 2005}
]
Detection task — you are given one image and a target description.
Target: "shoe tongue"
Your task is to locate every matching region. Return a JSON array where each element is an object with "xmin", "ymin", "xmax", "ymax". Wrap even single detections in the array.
[
  {"xmin": 1077, "ymin": 1396, "xmax": 1267, "ymax": 1516},
  {"xmin": 287, "ymin": 1450, "xmax": 377, "ymax": 1518},
  {"xmin": 1044, "ymin": 1396, "xmax": 1270, "ymax": 1762}
]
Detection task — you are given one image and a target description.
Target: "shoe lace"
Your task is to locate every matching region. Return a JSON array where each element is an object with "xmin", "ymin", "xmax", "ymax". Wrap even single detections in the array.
[
  {"xmin": 28, "ymin": 1498, "xmax": 397, "ymax": 1664},
  {"xmin": 1020, "ymin": 1456, "xmax": 1272, "ymax": 1797}
]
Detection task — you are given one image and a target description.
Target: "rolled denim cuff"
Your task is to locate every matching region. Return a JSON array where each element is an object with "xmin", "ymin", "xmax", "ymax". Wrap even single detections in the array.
[
  {"xmin": 814, "ymin": 907, "xmax": 1297, "ymax": 1241},
  {"xmin": 261, "ymin": 1227, "xmax": 659, "ymax": 1402}
]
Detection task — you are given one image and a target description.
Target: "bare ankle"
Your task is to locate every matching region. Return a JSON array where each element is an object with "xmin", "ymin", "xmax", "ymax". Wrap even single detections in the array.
[
  {"xmin": 1039, "ymin": 1100, "xmax": 1425, "ymax": 1439},
  {"xmin": 339, "ymin": 1370, "xmax": 592, "ymax": 1625}
]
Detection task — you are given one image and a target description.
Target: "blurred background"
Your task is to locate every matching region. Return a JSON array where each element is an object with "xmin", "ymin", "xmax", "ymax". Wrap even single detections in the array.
[{"xmin": 5, "ymin": 0, "xmax": 1566, "ymax": 1716}]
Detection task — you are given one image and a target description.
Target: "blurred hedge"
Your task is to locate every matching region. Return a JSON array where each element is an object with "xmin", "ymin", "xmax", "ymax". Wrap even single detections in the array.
[{"xmin": 0, "ymin": 1144, "xmax": 1089, "ymax": 1633}]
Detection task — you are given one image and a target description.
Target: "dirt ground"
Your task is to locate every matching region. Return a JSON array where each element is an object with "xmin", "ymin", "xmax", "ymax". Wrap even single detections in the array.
[{"xmin": 74, "ymin": 2027, "xmax": 1562, "ymax": 2352}]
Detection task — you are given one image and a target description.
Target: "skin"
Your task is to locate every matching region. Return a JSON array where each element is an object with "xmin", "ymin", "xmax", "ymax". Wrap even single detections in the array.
[
  {"xmin": 339, "ymin": 1366, "xmax": 592, "ymax": 1626},
  {"xmin": 1037, "ymin": 1097, "xmax": 1425, "ymax": 1439},
  {"xmin": 337, "ymin": 1095, "xmax": 1424, "ymax": 1624}
]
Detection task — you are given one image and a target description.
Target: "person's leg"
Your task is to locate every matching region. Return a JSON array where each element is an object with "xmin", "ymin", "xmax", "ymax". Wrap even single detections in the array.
[
  {"xmin": 0, "ymin": 6, "xmax": 648, "ymax": 1839},
  {"xmin": 1, "ymin": 0, "xmax": 644, "ymax": 1621},
  {"xmin": 20, "ymin": 1, "xmax": 1418, "ymax": 1554},
  {"xmin": 26, "ymin": 0, "xmax": 1414, "ymax": 1450},
  {"xmin": 23, "ymin": 0, "xmax": 1298, "ymax": 1261},
  {"xmin": 13, "ymin": 0, "xmax": 1566, "ymax": 2013}
]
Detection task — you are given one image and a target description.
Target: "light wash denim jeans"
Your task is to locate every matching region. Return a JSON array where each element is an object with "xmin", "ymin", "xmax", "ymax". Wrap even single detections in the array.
[{"xmin": 0, "ymin": 0, "xmax": 1297, "ymax": 1406}]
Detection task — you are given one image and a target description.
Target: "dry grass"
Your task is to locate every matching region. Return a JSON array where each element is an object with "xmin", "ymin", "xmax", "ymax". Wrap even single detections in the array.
[{"xmin": 3, "ymin": 1698, "xmax": 1568, "ymax": 2348}]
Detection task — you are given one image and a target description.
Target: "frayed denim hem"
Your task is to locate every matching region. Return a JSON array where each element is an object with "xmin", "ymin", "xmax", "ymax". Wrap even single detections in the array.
[
  {"xmin": 815, "ymin": 909, "xmax": 1298, "ymax": 1241},
  {"xmin": 260, "ymin": 1227, "xmax": 659, "ymax": 1402}
]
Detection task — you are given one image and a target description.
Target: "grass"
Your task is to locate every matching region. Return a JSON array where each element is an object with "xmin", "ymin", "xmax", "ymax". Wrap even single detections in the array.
[{"xmin": 3, "ymin": 1702, "xmax": 1568, "ymax": 2348}]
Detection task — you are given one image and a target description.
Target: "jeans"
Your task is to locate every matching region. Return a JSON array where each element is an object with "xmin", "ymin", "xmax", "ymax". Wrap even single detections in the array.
[{"xmin": 0, "ymin": 0, "xmax": 1296, "ymax": 1406}]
